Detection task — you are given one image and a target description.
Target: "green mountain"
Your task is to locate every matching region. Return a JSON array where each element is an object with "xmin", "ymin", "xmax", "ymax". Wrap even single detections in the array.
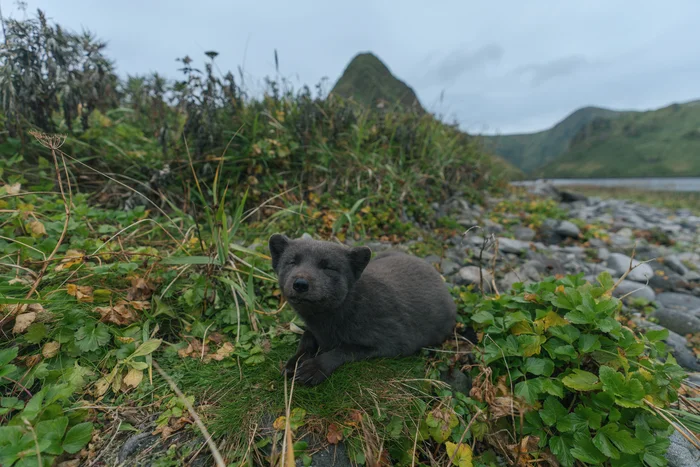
[
  {"xmin": 537, "ymin": 100, "xmax": 700, "ymax": 178},
  {"xmin": 330, "ymin": 52, "xmax": 424, "ymax": 113},
  {"xmin": 481, "ymin": 106, "xmax": 622, "ymax": 173}
]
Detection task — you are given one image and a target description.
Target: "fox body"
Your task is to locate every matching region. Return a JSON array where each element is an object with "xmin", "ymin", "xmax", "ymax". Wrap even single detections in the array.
[{"xmin": 269, "ymin": 234, "xmax": 457, "ymax": 386}]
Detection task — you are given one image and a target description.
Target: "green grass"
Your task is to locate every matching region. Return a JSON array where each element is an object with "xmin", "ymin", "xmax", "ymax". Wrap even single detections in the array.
[{"xmin": 171, "ymin": 344, "xmax": 428, "ymax": 447}]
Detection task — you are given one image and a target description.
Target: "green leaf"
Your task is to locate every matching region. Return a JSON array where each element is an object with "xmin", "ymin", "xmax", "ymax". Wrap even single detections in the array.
[
  {"xmin": 470, "ymin": 311, "xmax": 495, "ymax": 325},
  {"xmin": 578, "ymin": 334, "xmax": 601, "ymax": 353},
  {"xmin": 0, "ymin": 347, "xmax": 18, "ymax": 366},
  {"xmin": 23, "ymin": 323, "xmax": 47, "ymax": 344},
  {"xmin": 549, "ymin": 435, "xmax": 575, "ymax": 467},
  {"xmin": 523, "ymin": 358, "xmax": 554, "ymax": 377},
  {"xmin": 35, "ymin": 416, "xmax": 69, "ymax": 455},
  {"xmin": 557, "ymin": 412, "xmax": 588, "ymax": 433},
  {"xmin": 597, "ymin": 317, "xmax": 620, "ymax": 333},
  {"xmin": 504, "ymin": 311, "xmax": 530, "ymax": 330},
  {"xmin": 129, "ymin": 339, "xmax": 162, "ymax": 358},
  {"xmin": 553, "ymin": 344, "xmax": 577, "ymax": 360},
  {"xmin": 541, "ymin": 379, "xmax": 564, "ymax": 398},
  {"xmin": 593, "ymin": 429, "xmax": 620, "ymax": 459},
  {"xmin": 514, "ymin": 379, "xmax": 543, "ymax": 405},
  {"xmin": 570, "ymin": 432, "xmax": 607, "ymax": 464},
  {"xmin": 575, "ymin": 407, "xmax": 602, "ymax": 430},
  {"xmin": 62, "ymin": 422, "xmax": 94, "ymax": 454},
  {"xmin": 160, "ymin": 255, "xmax": 216, "ymax": 265},
  {"xmin": 599, "ymin": 366, "xmax": 645, "ymax": 407},
  {"xmin": 602, "ymin": 424, "xmax": 645, "ymax": 454},
  {"xmin": 547, "ymin": 325, "xmax": 580, "ymax": 344},
  {"xmin": 597, "ymin": 271, "xmax": 615, "ymax": 291},
  {"xmin": 74, "ymin": 323, "xmax": 111, "ymax": 352},
  {"xmin": 21, "ymin": 388, "xmax": 45, "ymax": 421},
  {"xmin": 645, "ymin": 329, "xmax": 669, "ymax": 342},
  {"xmin": 562, "ymin": 369, "xmax": 601, "ymax": 391},
  {"xmin": 517, "ymin": 335, "xmax": 545, "ymax": 357},
  {"xmin": 540, "ymin": 397, "xmax": 568, "ymax": 426}
]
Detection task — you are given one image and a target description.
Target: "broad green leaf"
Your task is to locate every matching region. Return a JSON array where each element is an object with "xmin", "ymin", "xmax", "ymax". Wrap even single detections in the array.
[
  {"xmin": 562, "ymin": 370, "xmax": 601, "ymax": 391},
  {"xmin": 62, "ymin": 422, "xmax": 94, "ymax": 454},
  {"xmin": 549, "ymin": 435, "xmax": 575, "ymax": 467},
  {"xmin": 445, "ymin": 441, "xmax": 473, "ymax": 467},
  {"xmin": 557, "ymin": 412, "xmax": 588, "ymax": 433},
  {"xmin": 645, "ymin": 329, "xmax": 669, "ymax": 342},
  {"xmin": 601, "ymin": 424, "xmax": 645, "ymax": 455},
  {"xmin": 597, "ymin": 271, "xmax": 615, "ymax": 291},
  {"xmin": 470, "ymin": 311, "xmax": 495, "ymax": 325},
  {"xmin": 130, "ymin": 339, "xmax": 162, "ymax": 358},
  {"xmin": 21, "ymin": 388, "xmax": 46, "ymax": 421},
  {"xmin": 540, "ymin": 397, "xmax": 568, "ymax": 425},
  {"xmin": 75, "ymin": 323, "xmax": 111, "ymax": 352},
  {"xmin": 571, "ymin": 432, "xmax": 607, "ymax": 464},
  {"xmin": 517, "ymin": 335, "xmax": 545, "ymax": 357},
  {"xmin": 504, "ymin": 311, "xmax": 530, "ymax": 330},
  {"xmin": 514, "ymin": 379, "xmax": 543, "ymax": 405},
  {"xmin": 593, "ymin": 429, "xmax": 620, "ymax": 459},
  {"xmin": 578, "ymin": 334, "xmax": 601, "ymax": 353},
  {"xmin": 35, "ymin": 416, "xmax": 69, "ymax": 455},
  {"xmin": 523, "ymin": 357, "xmax": 554, "ymax": 377},
  {"xmin": 541, "ymin": 378, "xmax": 564, "ymax": 398},
  {"xmin": 597, "ymin": 317, "xmax": 620, "ymax": 333},
  {"xmin": 0, "ymin": 347, "xmax": 18, "ymax": 366},
  {"xmin": 547, "ymin": 325, "xmax": 580, "ymax": 344},
  {"xmin": 553, "ymin": 344, "xmax": 578, "ymax": 360}
]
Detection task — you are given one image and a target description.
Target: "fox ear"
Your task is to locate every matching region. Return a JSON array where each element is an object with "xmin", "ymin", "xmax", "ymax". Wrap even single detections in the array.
[
  {"xmin": 347, "ymin": 246, "xmax": 371, "ymax": 280},
  {"xmin": 269, "ymin": 234, "xmax": 289, "ymax": 271}
]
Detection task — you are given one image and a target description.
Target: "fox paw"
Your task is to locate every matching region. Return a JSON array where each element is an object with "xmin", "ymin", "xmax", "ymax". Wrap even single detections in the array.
[{"xmin": 293, "ymin": 357, "xmax": 329, "ymax": 386}]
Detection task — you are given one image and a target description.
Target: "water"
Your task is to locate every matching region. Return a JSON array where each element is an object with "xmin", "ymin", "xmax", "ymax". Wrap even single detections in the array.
[{"xmin": 512, "ymin": 177, "xmax": 700, "ymax": 192}]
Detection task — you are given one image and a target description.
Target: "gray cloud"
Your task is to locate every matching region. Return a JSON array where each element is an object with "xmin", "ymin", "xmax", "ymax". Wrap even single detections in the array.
[
  {"xmin": 514, "ymin": 55, "xmax": 590, "ymax": 86},
  {"xmin": 20, "ymin": 0, "xmax": 700, "ymax": 134},
  {"xmin": 426, "ymin": 44, "xmax": 503, "ymax": 85}
]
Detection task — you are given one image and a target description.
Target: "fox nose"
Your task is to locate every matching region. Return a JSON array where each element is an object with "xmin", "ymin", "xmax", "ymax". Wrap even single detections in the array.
[{"xmin": 293, "ymin": 278, "xmax": 309, "ymax": 293}]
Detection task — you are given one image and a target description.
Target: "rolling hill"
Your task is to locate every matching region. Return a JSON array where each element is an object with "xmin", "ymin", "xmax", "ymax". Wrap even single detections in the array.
[
  {"xmin": 537, "ymin": 100, "xmax": 700, "ymax": 178},
  {"xmin": 330, "ymin": 52, "xmax": 425, "ymax": 113},
  {"xmin": 481, "ymin": 107, "xmax": 623, "ymax": 173}
]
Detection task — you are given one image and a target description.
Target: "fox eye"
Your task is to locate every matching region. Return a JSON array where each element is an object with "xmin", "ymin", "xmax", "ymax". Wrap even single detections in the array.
[{"xmin": 319, "ymin": 259, "xmax": 336, "ymax": 271}]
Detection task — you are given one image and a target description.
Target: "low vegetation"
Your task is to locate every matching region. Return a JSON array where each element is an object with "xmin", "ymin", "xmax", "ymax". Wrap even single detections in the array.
[{"xmin": 0, "ymin": 7, "xmax": 696, "ymax": 467}]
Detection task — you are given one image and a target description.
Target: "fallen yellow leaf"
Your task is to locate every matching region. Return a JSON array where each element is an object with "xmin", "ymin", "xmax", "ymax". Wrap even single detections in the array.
[
  {"xmin": 13, "ymin": 312, "xmax": 37, "ymax": 333},
  {"xmin": 42, "ymin": 341, "xmax": 60, "ymax": 358},
  {"xmin": 123, "ymin": 368, "xmax": 144, "ymax": 389},
  {"xmin": 27, "ymin": 220, "xmax": 47, "ymax": 237}
]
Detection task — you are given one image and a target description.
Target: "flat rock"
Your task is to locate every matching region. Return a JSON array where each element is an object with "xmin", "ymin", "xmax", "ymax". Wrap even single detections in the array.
[
  {"xmin": 656, "ymin": 293, "xmax": 700, "ymax": 313},
  {"xmin": 555, "ymin": 220, "xmax": 581, "ymax": 238},
  {"xmin": 612, "ymin": 280, "xmax": 656, "ymax": 302},
  {"xmin": 497, "ymin": 238, "xmax": 531, "ymax": 254},
  {"xmin": 456, "ymin": 266, "xmax": 493, "ymax": 292},
  {"xmin": 607, "ymin": 253, "xmax": 654, "ymax": 282},
  {"xmin": 666, "ymin": 431, "xmax": 700, "ymax": 467},
  {"xmin": 650, "ymin": 307, "xmax": 700, "ymax": 335},
  {"xmin": 664, "ymin": 255, "xmax": 690, "ymax": 276},
  {"xmin": 440, "ymin": 259, "xmax": 460, "ymax": 276},
  {"xmin": 513, "ymin": 226, "xmax": 536, "ymax": 242}
]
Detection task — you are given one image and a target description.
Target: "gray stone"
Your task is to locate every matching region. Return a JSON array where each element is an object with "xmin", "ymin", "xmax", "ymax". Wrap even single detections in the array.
[
  {"xmin": 633, "ymin": 319, "xmax": 700, "ymax": 371},
  {"xmin": 423, "ymin": 254, "xmax": 441, "ymax": 265},
  {"xmin": 665, "ymin": 255, "xmax": 690, "ymax": 276},
  {"xmin": 440, "ymin": 259, "xmax": 460, "ymax": 276},
  {"xmin": 665, "ymin": 431, "xmax": 700, "ymax": 467},
  {"xmin": 513, "ymin": 226, "xmax": 536, "ymax": 242},
  {"xmin": 656, "ymin": 293, "xmax": 700, "ymax": 314},
  {"xmin": 499, "ymin": 260, "xmax": 544, "ymax": 291},
  {"xmin": 612, "ymin": 280, "xmax": 656, "ymax": 302},
  {"xmin": 598, "ymin": 248, "xmax": 611, "ymax": 261},
  {"xmin": 497, "ymin": 238, "xmax": 531, "ymax": 254},
  {"xmin": 686, "ymin": 271, "xmax": 700, "ymax": 282},
  {"xmin": 609, "ymin": 233, "xmax": 634, "ymax": 249},
  {"xmin": 538, "ymin": 218, "xmax": 564, "ymax": 245},
  {"xmin": 650, "ymin": 308, "xmax": 700, "ymax": 335},
  {"xmin": 607, "ymin": 253, "xmax": 654, "ymax": 282},
  {"xmin": 484, "ymin": 219, "xmax": 504, "ymax": 234},
  {"xmin": 648, "ymin": 271, "xmax": 688, "ymax": 293},
  {"xmin": 555, "ymin": 220, "xmax": 581, "ymax": 238},
  {"xmin": 456, "ymin": 266, "xmax": 493, "ymax": 292}
]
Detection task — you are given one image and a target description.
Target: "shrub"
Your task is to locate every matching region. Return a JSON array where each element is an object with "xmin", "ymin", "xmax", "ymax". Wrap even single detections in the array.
[{"xmin": 457, "ymin": 271, "xmax": 686, "ymax": 466}]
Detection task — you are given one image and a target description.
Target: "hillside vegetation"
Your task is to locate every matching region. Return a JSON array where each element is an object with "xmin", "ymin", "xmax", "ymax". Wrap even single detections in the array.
[
  {"xmin": 538, "ymin": 100, "xmax": 700, "ymax": 178},
  {"xmin": 330, "ymin": 52, "xmax": 425, "ymax": 113},
  {"xmin": 482, "ymin": 107, "xmax": 622, "ymax": 173}
]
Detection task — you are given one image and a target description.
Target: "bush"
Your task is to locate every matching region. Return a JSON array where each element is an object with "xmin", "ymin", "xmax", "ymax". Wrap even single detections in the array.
[{"xmin": 457, "ymin": 271, "xmax": 686, "ymax": 466}]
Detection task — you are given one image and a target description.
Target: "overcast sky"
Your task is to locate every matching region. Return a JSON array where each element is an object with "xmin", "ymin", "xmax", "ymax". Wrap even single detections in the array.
[{"xmin": 11, "ymin": 0, "xmax": 700, "ymax": 134}]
